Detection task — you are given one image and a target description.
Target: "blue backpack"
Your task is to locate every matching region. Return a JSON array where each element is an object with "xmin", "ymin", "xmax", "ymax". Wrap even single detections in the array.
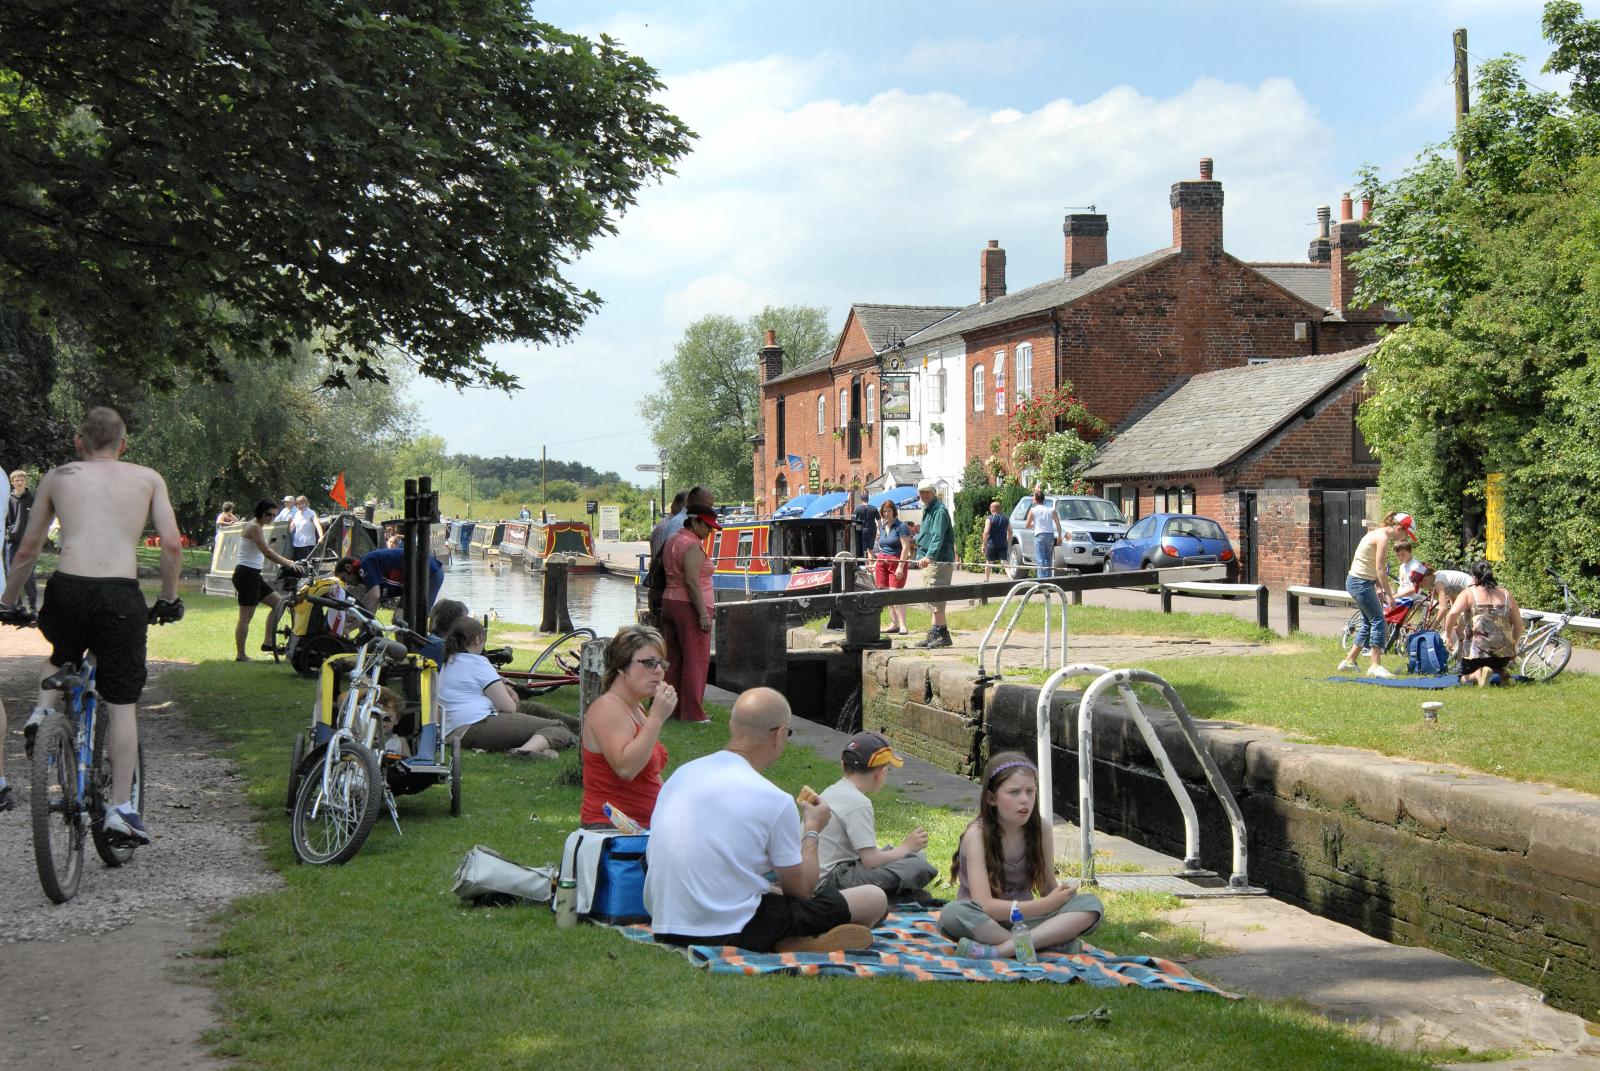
[{"xmin": 1407, "ymin": 630, "xmax": 1450, "ymax": 675}]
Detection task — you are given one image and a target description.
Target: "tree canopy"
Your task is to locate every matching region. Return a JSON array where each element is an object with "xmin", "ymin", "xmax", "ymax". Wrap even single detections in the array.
[
  {"xmin": 0, "ymin": 1, "xmax": 693, "ymax": 390},
  {"xmin": 640, "ymin": 305, "xmax": 834, "ymax": 501},
  {"xmin": 1355, "ymin": 0, "xmax": 1600, "ymax": 603}
]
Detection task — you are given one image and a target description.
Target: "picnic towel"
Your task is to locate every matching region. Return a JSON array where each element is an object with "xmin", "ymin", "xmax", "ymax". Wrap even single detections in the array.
[
  {"xmin": 613, "ymin": 907, "xmax": 1233, "ymax": 995},
  {"xmin": 1326, "ymin": 674, "xmax": 1462, "ymax": 689}
]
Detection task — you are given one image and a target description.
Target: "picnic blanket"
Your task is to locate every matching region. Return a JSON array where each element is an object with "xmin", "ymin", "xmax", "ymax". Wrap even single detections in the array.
[
  {"xmin": 1326, "ymin": 674, "xmax": 1462, "ymax": 689},
  {"xmin": 614, "ymin": 907, "xmax": 1233, "ymax": 995}
]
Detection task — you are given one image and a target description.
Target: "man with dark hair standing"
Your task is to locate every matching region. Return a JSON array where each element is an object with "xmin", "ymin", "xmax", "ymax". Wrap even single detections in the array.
[
  {"xmin": 0, "ymin": 407, "xmax": 185, "ymax": 841},
  {"xmin": 851, "ymin": 491, "xmax": 879, "ymax": 564}
]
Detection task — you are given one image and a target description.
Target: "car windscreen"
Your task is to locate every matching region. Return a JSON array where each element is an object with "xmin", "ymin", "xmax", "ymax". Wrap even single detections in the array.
[
  {"xmin": 1056, "ymin": 498, "xmax": 1125, "ymax": 523},
  {"xmin": 1162, "ymin": 517, "xmax": 1225, "ymax": 540}
]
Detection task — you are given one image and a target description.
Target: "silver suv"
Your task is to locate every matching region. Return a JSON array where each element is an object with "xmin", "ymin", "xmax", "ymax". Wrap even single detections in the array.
[{"xmin": 1007, "ymin": 494, "xmax": 1129, "ymax": 577}]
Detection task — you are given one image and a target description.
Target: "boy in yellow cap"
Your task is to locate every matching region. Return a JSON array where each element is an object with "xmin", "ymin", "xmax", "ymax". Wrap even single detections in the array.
[{"xmin": 815, "ymin": 731, "xmax": 938, "ymax": 901}]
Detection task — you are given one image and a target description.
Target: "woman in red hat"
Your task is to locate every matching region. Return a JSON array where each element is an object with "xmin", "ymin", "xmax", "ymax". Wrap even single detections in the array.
[
  {"xmin": 659, "ymin": 507, "xmax": 720, "ymax": 722},
  {"xmin": 1338, "ymin": 511, "xmax": 1415, "ymax": 678}
]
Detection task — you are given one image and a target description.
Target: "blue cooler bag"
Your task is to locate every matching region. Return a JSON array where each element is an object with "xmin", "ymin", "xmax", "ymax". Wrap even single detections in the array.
[
  {"xmin": 591, "ymin": 834, "xmax": 649, "ymax": 924},
  {"xmin": 560, "ymin": 828, "xmax": 650, "ymax": 925}
]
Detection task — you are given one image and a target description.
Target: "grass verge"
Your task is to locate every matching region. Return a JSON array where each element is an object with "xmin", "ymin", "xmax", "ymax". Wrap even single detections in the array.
[
  {"xmin": 1009, "ymin": 635, "xmax": 1600, "ymax": 796},
  {"xmin": 148, "ymin": 599, "xmax": 1434, "ymax": 1071},
  {"xmin": 815, "ymin": 601, "xmax": 1277, "ymax": 645}
]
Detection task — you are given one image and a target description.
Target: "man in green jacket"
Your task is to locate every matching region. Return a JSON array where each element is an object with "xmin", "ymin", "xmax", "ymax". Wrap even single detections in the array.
[{"xmin": 912, "ymin": 479, "xmax": 955, "ymax": 649}]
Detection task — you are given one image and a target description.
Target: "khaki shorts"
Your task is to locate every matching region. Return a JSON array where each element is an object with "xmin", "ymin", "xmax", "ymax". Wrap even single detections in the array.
[
  {"xmin": 454, "ymin": 712, "xmax": 576, "ymax": 752},
  {"xmin": 925, "ymin": 561, "xmax": 955, "ymax": 612}
]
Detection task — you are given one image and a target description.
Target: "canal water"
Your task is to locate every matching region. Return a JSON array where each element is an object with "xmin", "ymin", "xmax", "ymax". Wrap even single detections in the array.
[{"xmin": 437, "ymin": 554, "xmax": 638, "ymax": 636}]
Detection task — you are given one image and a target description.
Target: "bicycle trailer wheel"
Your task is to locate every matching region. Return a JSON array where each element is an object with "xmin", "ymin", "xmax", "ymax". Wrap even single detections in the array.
[
  {"xmin": 30, "ymin": 712, "xmax": 86, "ymax": 904},
  {"xmin": 290, "ymin": 740, "xmax": 382, "ymax": 865},
  {"xmin": 89, "ymin": 715, "xmax": 145, "ymax": 868},
  {"xmin": 1519, "ymin": 634, "xmax": 1572, "ymax": 682}
]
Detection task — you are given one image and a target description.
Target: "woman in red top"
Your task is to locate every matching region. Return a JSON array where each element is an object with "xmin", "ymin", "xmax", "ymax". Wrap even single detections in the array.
[
  {"xmin": 660, "ymin": 507, "xmax": 719, "ymax": 723},
  {"xmin": 580, "ymin": 626, "xmax": 676, "ymax": 828}
]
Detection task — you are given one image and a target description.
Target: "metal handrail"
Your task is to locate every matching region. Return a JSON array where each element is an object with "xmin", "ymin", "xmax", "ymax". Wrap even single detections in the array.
[
  {"xmin": 1034, "ymin": 665, "xmax": 1252, "ymax": 888},
  {"xmin": 977, "ymin": 581, "xmax": 1068, "ymax": 679}
]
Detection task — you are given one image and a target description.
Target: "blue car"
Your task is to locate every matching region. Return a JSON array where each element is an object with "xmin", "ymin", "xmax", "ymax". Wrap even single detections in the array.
[{"xmin": 1106, "ymin": 513, "xmax": 1237, "ymax": 579}]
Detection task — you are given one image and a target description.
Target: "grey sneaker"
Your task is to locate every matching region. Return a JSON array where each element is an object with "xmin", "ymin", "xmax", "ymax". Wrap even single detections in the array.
[
  {"xmin": 910, "ymin": 630, "xmax": 939, "ymax": 649},
  {"xmin": 925, "ymin": 626, "xmax": 954, "ymax": 649}
]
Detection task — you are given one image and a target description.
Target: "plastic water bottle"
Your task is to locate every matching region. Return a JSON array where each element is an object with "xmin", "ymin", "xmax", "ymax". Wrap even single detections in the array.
[
  {"xmin": 555, "ymin": 880, "xmax": 578, "ymax": 929},
  {"xmin": 1010, "ymin": 902, "xmax": 1037, "ymax": 963}
]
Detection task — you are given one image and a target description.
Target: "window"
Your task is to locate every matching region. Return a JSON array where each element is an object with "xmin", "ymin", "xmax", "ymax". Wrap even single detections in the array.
[
  {"xmin": 1127, "ymin": 516, "xmax": 1157, "ymax": 540},
  {"xmin": 1103, "ymin": 483, "xmax": 1137, "ymax": 522},
  {"xmin": 993, "ymin": 350, "xmax": 1007, "ymax": 415},
  {"xmin": 929, "ymin": 367, "xmax": 946, "ymax": 413},
  {"xmin": 1178, "ymin": 486, "xmax": 1197, "ymax": 514},
  {"xmin": 734, "ymin": 530, "xmax": 755, "ymax": 571},
  {"xmin": 865, "ymin": 384, "xmax": 876, "ymax": 425},
  {"xmin": 1154, "ymin": 486, "xmax": 1173, "ymax": 512},
  {"xmin": 838, "ymin": 389, "xmax": 848, "ymax": 428},
  {"xmin": 1015, "ymin": 343, "xmax": 1033, "ymax": 405},
  {"xmin": 817, "ymin": 394, "xmax": 825, "ymax": 434},
  {"xmin": 973, "ymin": 365, "xmax": 985, "ymax": 411}
]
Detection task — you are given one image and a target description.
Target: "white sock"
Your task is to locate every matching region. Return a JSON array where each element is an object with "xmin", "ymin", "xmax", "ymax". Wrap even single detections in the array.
[{"xmin": 0, "ymin": 776, "xmax": 9, "ymax": 790}]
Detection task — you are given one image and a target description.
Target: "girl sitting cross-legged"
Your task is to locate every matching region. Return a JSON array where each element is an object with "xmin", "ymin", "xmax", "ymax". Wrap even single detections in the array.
[{"xmin": 938, "ymin": 751, "xmax": 1104, "ymax": 959}]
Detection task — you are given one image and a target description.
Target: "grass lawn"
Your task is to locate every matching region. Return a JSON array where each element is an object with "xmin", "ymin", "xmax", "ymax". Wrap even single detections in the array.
[
  {"xmin": 31, "ymin": 545, "xmax": 213, "ymax": 576},
  {"xmin": 815, "ymin": 601, "xmax": 1278, "ymax": 645},
  {"xmin": 1010, "ymin": 635, "xmax": 1600, "ymax": 796},
  {"xmin": 145, "ymin": 598, "xmax": 1434, "ymax": 1071}
]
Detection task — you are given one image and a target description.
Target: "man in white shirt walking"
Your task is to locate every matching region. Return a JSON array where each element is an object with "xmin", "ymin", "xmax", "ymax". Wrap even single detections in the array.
[{"xmin": 645, "ymin": 688, "xmax": 887, "ymax": 952}]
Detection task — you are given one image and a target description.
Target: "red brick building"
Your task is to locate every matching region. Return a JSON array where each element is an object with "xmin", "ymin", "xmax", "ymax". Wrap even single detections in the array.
[
  {"xmin": 1083, "ymin": 345, "xmax": 1380, "ymax": 588},
  {"xmin": 753, "ymin": 303, "xmax": 955, "ymax": 507}
]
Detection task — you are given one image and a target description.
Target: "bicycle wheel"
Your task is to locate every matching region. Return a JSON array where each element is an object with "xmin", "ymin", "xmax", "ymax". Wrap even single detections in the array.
[
  {"xmin": 290, "ymin": 740, "xmax": 382, "ymax": 865},
  {"xmin": 89, "ymin": 713, "xmax": 145, "ymax": 868},
  {"xmin": 1339, "ymin": 611, "xmax": 1363, "ymax": 652},
  {"xmin": 1519, "ymin": 633, "xmax": 1572, "ymax": 682},
  {"xmin": 30, "ymin": 712, "xmax": 85, "ymax": 904}
]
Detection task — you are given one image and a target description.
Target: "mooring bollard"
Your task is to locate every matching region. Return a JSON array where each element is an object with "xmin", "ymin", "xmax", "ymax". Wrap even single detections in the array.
[
  {"xmin": 541, "ymin": 554, "xmax": 574, "ymax": 634},
  {"xmin": 578, "ymin": 637, "xmax": 608, "ymax": 718}
]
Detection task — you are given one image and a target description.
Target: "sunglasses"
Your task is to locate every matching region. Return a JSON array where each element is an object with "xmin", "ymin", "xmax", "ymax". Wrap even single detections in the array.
[
  {"xmin": 634, "ymin": 657, "xmax": 670, "ymax": 671},
  {"xmin": 772, "ymin": 725, "xmax": 793, "ymax": 738}
]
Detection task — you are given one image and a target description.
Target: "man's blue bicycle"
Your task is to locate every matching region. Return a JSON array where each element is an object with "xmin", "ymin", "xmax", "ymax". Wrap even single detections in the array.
[{"xmin": 29, "ymin": 656, "xmax": 146, "ymax": 904}]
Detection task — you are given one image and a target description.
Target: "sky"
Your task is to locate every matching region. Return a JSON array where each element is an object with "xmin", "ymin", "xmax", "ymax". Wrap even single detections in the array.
[{"xmin": 412, "ymin": 0, "xmax": 1559, "ymax": 486}]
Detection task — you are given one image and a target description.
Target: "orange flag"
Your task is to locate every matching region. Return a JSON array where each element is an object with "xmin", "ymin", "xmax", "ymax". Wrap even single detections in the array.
[{"xmin": 329, "ymin": 472, "xmax": 348, "ymax": 509}]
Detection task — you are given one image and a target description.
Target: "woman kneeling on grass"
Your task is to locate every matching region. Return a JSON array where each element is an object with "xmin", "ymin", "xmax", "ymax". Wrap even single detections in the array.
[
  {"xmin": 1441, "ymin": 560, "xmax": 1523, "ymax": 688},
  {"xmin": 438, "ymin": 618, "xmax": 573, "ymax": 759},
  {"xmin": 939, "ymin": 751, "xmax": 1104, "ymax": 959}
]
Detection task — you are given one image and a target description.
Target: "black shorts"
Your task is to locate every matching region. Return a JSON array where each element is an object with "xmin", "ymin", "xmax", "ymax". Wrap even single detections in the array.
[
  {"xmin": 984, "ymin": 543, "xmax": 1007, "ymax": 564},
  {"xmin": 1460, "ymin": 655, "xmax": 1512, "ymax": 677},
  {"xmin": 654, "ymin": 890, "xmax": 850, "ymax": 953},
  {"xmin": 290, "ymin": 543, "xmax": 314, "ymax": 562},
  {"xmin": 232, "ymin": 564, "xmax": 273, "ymax": 607},
  {"xmin": 37, "ymin": 573, "xmax": 149, "ymax": 705}
]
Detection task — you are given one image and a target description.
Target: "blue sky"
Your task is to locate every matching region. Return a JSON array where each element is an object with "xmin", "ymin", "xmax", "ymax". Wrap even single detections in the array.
[{"xmin": 412, "ymin": 0, "xmax": 1556, "ymax": 485}]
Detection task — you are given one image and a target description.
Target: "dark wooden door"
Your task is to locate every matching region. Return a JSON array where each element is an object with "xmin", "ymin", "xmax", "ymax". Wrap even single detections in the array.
[
  {"xmin": 1321, "ymin": 489, "xmax": 1366, "ymax": 588},
  {"xmin": 1238, "ymin": 491, "xmax": 1259, "ymax": 584}
]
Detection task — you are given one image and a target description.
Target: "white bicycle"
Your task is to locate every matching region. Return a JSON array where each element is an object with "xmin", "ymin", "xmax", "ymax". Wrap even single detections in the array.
[{"xmin": 1516, "ymin": 570, "xmax": 1590, "ymax": 682}]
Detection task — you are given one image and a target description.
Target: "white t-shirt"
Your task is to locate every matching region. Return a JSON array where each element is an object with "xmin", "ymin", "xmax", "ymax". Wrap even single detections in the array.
[
  {"xmin": 1434, "ymin": 569, "xmax": 1473, "ymax": 601},
  {"xmin": 644, "ymin": 750, "xmax": 802, "ymax": 936},
  {"xmin": 290, "ymin": 507, "xmax": 320, "ymax": 548},
  {"xmin": 273, "ymin": 506, "xmax": 294, "ymax": 523},
  {"xmin": 1027, "ymin": 503, "xmax": 1057, "ymax": 537},
  {"xmin": 437, "ymin": 651, "xmax": 501, "ymax": 734},
  {"xmin": 817, "ymin": 777, "xmax": 877, "ymax": 874}
]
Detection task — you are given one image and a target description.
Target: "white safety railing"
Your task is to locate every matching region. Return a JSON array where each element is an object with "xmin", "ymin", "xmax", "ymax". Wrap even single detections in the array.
[
  {"xmin": 977, "ymin": 581, "xmax": 1069, "ymax": 679},
  {"xmin": 1034, "ymin": 665, "xmax": 1252, "ymax": 888}
]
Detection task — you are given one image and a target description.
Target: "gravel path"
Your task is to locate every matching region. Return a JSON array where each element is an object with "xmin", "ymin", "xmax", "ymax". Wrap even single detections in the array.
[{"xmin": 0, "ymin": 629, "xmax": 279, "ymax": 1070}]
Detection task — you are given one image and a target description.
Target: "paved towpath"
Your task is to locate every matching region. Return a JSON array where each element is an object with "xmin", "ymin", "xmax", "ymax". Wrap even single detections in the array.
[{"xmin": 720, "ymin": 679, "xmax": 1600, "ymax": 1068}]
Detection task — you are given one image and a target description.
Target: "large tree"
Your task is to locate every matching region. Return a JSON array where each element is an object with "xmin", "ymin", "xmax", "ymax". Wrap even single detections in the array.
[
  {"xmin": 0, "ymin": 1, "xmax": 693, "ymax": 390},
  {"xmin": 640, "ymin": 305, "xmax": 833, "ymax": 501},
  {"xmin": 1355, "ymin": 0, "xmax": 1600, "ymax": 604}
]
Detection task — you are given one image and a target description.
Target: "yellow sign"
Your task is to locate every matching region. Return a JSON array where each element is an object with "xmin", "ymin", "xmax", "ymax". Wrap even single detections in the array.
[{"xmin": 1485, "ymin": 473, "xmax": 1505, "ymax": 561}]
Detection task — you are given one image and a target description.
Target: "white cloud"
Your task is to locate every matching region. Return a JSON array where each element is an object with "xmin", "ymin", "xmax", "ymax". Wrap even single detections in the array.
[
  {"xmin": 893, "ymin": 34, "xmax": 1047, "ymax": 78},
  {"xmin": 418, "ymin": 56, "xmax": 1346, "ymax": 476}
]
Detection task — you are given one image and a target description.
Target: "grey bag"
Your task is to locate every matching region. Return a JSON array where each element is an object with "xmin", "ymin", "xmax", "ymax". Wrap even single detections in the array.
[{"xmin": 452, "ymin": 845, "xmax": 557, "ymax": 905}]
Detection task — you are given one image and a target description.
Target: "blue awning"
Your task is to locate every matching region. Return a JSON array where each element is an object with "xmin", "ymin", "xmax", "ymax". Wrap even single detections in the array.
[
  {"xmin": 802, "ymin": 491, "xmax": 850, "ymax": 518},
  {"xmin": 869, "ymin": 487, "xmax": 920, "ymax": 512},
  {"xmin": 772, "ymin": 493, "xmax": 818, "ymax": 519}
]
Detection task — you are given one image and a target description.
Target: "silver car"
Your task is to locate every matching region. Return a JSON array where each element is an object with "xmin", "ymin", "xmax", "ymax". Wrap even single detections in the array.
[{"xmin": 1007, "ymin": 494, "xmax": 1129, "ymax": 577}]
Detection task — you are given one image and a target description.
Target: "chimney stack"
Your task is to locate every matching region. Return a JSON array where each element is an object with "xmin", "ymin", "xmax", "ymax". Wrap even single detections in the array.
[
  {"xmin": 1330, "ymin": 214, "xmax": 1369, "ymax": 315},
  {"xmin": 1171, "ymin": 156, "xmax": 1224, "ymax": 257},
  {"xmin": 980, "ymin": 240, "xmax": 1007, "ymax": 304},
  {"xmin": 758, "ymin": 328, "xmax": 785, "ymax": 383},
  {"xmin": 1340, "ymin": 191, "xmax": 1354, "ymax": 221},
  {"xmin": 1063, "ymin": 213, "xmax": 1109, "ymax": 278},
  {"xmin": 1307, "ymin": 204, "xmax": 1332, "ymax": 263}
]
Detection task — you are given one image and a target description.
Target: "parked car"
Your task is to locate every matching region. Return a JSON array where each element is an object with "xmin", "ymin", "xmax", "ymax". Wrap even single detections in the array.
[
  {"xmin": 1006, "ymin": 494, "xmax": 1130, "ymax": 577},
  {"xmin": 1106, "ymin": 513, "xmax": 1237, "ymax": 579}
]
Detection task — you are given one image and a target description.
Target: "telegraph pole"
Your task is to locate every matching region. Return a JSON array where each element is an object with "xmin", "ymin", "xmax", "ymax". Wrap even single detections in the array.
[
  {"xmin": 1454, "ymin": 27, "xmax": 1470, "ymax": 179},
  {"xmin": 541, "ymin": 445, "xmax": 547, "ymax": 515}
]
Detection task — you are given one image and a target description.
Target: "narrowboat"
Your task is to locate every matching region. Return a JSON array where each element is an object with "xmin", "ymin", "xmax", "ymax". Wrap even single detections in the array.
[
  {"xmin": 453, "ymin": 521, "xmax": 475, "ymax": 554},
  {"xmin": 468, "ymin": 521, "xmax": 505, "ymax": 556},
  {"xmin": 523, "ymin": 519, "xmax": 603, "ymax": 572},
  {"xmin": 499, "ymin": 520, "xmax": 530, "ymax": 560},
  {"xmin": 704, "ymin": 514, "xmax": 852, "ymax": 602}
]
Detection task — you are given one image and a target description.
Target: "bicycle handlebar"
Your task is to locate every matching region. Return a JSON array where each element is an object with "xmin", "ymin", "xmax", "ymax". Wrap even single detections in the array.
[{"xmin": 306, "ymin": 593, "xmax": 426, "ymax": 652}]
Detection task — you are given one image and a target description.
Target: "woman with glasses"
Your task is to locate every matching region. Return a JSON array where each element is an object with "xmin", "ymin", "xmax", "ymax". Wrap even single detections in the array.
[
  {"xmin": 660, "ymin": 506, "xmax": 720, "ymax": 723},
  {"xmin": 580, "ymin": 625, "xmax": 678, "ymax": 828}
]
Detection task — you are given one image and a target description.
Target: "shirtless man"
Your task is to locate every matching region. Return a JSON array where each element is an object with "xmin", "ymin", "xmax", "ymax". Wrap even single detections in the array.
[{"xmin": 0, "ymin": 408, "xmax": 185, "ymax": 840}]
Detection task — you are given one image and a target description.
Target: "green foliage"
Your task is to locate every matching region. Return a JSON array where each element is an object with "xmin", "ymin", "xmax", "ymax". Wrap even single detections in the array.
[
  {"xmin": 0, "ymin": 1, "xmax": 693, "ymax": 390},
  {"xmin": 1355, "ymin": 6, "xmax": 1600, "ymax": 607},
  {"xmin": 951, "ymin": 458, "xmax": 1026, "ymax": 564},
  {"xmin": 1038, "ymin": 431, "xmax": 1099, "ymax": 494},
  {"xmin": 640, "ymin": 305, "xmax": 833, "ymax": 501}
]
